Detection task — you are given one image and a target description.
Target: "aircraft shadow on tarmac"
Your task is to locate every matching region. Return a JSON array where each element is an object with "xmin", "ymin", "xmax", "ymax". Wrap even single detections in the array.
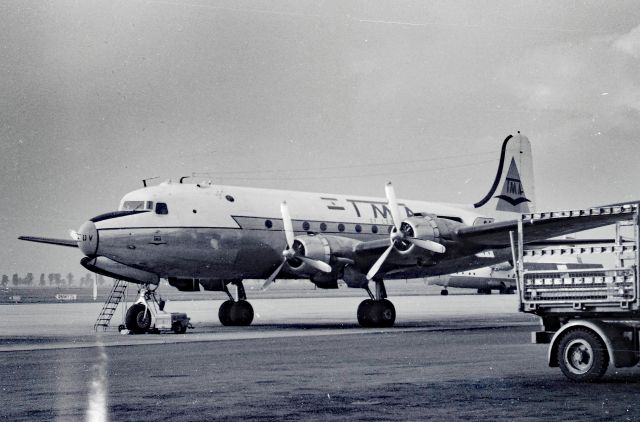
[{"xmin": 189, "ymin": 320, "xmax": 517, "ymax": 331}]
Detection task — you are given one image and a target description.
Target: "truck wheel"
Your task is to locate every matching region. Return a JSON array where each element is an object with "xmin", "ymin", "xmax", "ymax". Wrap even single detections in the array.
[
  {"xmin": 557, "ymin": 329, "xmax": 609, "ymax": 382},
  {"xmin": 125, "ymin": 304, "xmax": 151, "ymax": 334}
]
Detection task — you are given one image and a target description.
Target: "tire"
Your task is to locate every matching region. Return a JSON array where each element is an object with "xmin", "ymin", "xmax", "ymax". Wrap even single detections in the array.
[
  {"xmin": 125, "ymin": 304, "xmax": 151, "ymax": 334},
  {"xmin": 357, "ymin": 299, "xmax": 375, "ymax": 327},
  {"xmin": 230, "ymin": 301, "xmax": 254, "ymax": 326},
  {"xmin": 378, "ymin": 299, "xmax": 396, "ymax": 328},
  {"xmin": 361, "ymin": 300, "xmax": 396, "ymax": 328},
  {"xmin": 557, "ymin": 329, "xmax": 609, "ymax": 382},
  {"xmin": 218, "ymin": 300, "xmax": 234, "ymax": 326},
  {"xmin": 440, "ymin": 289, "xmax": 449, "ymax": 296}
]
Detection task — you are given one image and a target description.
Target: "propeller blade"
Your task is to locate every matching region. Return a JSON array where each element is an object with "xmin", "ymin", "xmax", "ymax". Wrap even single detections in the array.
[
  {"xmin": 69, "ymin": 229, "xmax": 79, "ymax": 241},
  {"xmin": 407, "ymin": 238, "xmax": 446, "ymax": 254},
  {"xmin": 384, "ymin": 182, "xmax": 402, "ymax": 231},
  {"xmin": 280, "ymin": 201, "xmax": 294, "ymax": 248},
  {"xmin": 299, "ymin": 256, "xmax": 332, "ymax": 273},
  {"xmin": 262, "ymin": 260, "xmax": 286, "ymax": 290},
  {"xmin": 366, "ymin": 244, "xmax": 394, "ymax": 280}
]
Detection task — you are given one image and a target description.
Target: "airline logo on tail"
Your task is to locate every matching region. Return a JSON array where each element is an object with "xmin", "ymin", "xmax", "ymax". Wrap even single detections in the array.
[{"xmin": 495, "ymin": 158, "xmax": 531, "ymax": 212}]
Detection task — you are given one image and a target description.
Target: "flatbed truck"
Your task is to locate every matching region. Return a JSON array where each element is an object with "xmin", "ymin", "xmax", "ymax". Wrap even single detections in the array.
[{"xmin": 513, "ymin": 204, "xmax": 640, "ymax": 381}]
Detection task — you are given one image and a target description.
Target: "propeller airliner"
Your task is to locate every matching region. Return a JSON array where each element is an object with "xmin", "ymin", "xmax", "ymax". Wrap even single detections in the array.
[{"xmin": 20, "ymin": 133, "xmax": 628, "ymax": 329}]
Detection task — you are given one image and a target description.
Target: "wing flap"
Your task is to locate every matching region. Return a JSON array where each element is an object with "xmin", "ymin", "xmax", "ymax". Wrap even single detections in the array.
[{"xmin": 18, "ymin": 236, "xmax": 78, "ymax": 248}]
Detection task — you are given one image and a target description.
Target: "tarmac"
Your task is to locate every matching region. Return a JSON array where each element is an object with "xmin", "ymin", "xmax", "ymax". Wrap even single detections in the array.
[{"xmin": 1, "ymin": 293, "xmax": 640, "ymax": 421}]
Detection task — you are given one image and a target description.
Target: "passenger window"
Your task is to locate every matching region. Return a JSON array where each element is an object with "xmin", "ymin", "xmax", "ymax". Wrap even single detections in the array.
[
  {"xmin": 338, "ymin": 223, "xmax": 345, "ymax": 232},
  {"xmin": 355, "ymin": 224, "xmax": 362, "ymax": 233},
  {"xmin": 372, "ymin": 225, "xmax": 379, "ymax": 234},
  {"xmin": 320, "ymin": 223, "xmax": 327, "ymax": 232},
  {"xmin": 155, "ymin": 202, "xmax": 169, "ymax": 215}
]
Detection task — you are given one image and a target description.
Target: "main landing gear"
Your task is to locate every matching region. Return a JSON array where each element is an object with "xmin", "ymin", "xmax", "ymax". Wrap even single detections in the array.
[
  {"xmin": 357, "ymin": 278, "xmax": 396, "ymax": 328},
  {"xmin": 218, "ymin": 281, "xmax": 254, "ymax": 326}
]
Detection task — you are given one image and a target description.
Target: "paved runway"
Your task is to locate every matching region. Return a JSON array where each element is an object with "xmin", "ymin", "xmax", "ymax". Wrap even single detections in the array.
[{"xmin": 1, "ymin": 295, "xmax": 640, "ymax": 421}]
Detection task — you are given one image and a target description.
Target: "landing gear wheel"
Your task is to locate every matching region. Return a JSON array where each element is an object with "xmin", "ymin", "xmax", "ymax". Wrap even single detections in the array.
[
  {"xmin": 440, "ymin": 289, "xmax": 449, "ymax": 296},
  {"xmin": 357, "ymin": 299, "xmax": 396, "ymax": 328},
  {"xmin": 499, "ymin": 286, "xmax": 515, "ymax": 295},
  {"xmin": 375, "ymin": 299, "xmax": 396, "ymax": 328},
  {"xmin": 477, "ymin": 288, "xmax": 492, "ymax": 295},
  {"xmin": 125, "ymin": 304, "xmax": 151, "ymax": 334},
  {"xmin": 218, "ymin": 300, "xmax": 234, "ymax": 326},
  {"xmin": 357, "ymin": 299, "xmax": 375, "ymax": 327},
  {"xmin": 172, "ymin": 322, "xmax": 187, "ymax": 334},
  {"xmin": 557, "ymin": 329, "xmax": 609, "ymax": 382},
  {"xmin": 230, "ymin": 300, "xmax": 254, "ymax": 326}
]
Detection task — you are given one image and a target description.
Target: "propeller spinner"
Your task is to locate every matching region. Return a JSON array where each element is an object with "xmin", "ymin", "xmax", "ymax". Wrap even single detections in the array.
[{"xmin": 366, "ymin": 182, "xmax": 446, "ymax": 280}]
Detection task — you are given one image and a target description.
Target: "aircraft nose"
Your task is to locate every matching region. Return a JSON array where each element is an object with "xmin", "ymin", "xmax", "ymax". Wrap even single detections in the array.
[{"xmin": 77, "ymin": 220, "xmax": 99, "ymax": 256}]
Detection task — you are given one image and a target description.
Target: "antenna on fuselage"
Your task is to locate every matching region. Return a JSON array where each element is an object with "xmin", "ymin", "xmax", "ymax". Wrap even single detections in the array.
[
  {"xmin": 142, "ymin": 176, "xmax": 159, "ymax": 187},
  {"xmin": 179, "ymin": 173, "xmax": 216, "ymax": 185}
]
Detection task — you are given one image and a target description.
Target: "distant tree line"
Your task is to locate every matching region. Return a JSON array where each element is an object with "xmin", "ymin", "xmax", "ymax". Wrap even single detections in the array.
[{"xmin": 0, "ymin": 273, "xmax": 107, "ymax": 288}]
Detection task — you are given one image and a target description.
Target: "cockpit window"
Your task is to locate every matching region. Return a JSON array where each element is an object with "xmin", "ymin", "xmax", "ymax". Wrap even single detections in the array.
[
  {"xmin": 122, "ymin": 201, "xmax": 145, "ymax": 211},
  {"xmin": 155, "ymin": 202, "xmax": 169, "ymax": 215},
  {"xmin": 121, "ymin": 201, "xmax": 154, "ymax": 211}
]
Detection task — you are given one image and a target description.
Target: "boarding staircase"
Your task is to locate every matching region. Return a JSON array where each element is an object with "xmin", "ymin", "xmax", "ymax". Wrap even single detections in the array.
[{"xmin": 94, "ymin": 279, "xmax": 128, "ymax": 331}]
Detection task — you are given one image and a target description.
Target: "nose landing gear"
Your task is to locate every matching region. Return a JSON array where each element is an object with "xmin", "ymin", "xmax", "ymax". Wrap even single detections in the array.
[{"xmin": 124, "ymin": 285, "xmax": 191, "ymax": 334}]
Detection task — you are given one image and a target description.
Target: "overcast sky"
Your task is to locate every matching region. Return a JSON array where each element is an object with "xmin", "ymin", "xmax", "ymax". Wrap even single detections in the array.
[{"xmin": 2, "ymin": 0, "xmax": 640, "ymax": 275}]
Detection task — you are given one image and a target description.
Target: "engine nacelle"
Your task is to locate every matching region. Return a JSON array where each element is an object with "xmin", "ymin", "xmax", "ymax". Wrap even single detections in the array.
[
  {"xmin": 310, "ymin": 273, "xmax": 339, "ymax": 289},
  {"xmin": 286, "ymin": 234, "xmax": 359, "ymax": 276},
  {"xmin": 168, "ymin": 277, "xmax": 201, "ymax": 292},
  {"xmin": 396, "ymin": 215, "xmax": 457, "ymax": 255}
]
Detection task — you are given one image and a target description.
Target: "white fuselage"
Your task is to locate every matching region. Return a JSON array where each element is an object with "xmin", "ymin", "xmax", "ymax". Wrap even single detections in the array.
[{"xmin": 86, "ymin": 182, "xmax": 506, "ymax": 281}]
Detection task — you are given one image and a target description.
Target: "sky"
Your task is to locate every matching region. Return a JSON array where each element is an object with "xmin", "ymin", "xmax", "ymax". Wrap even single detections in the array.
[{"xmin": 2, "ymin": 0, "xmax": 640, "ymax": 275}]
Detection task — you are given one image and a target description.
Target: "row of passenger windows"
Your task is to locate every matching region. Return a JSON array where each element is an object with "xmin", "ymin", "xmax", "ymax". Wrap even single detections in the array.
[
  {"xmin": 122, "ymin": 202, "xmax": 393, "ymax": 232},
  {"xmin": 264, "ymin": 219, "xmax": 389, "ymax": 234}
]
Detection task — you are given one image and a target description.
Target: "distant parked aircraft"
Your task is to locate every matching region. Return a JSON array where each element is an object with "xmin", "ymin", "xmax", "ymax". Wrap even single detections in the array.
[{"xmin": 430, "ymin": 261, "xmax": 604, "ymax": 295}]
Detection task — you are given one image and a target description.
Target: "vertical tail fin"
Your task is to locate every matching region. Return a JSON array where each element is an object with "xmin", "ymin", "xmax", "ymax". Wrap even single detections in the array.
[{"xmin": 473, "ymin": 133, "xmax": 535, "ymax": 217}]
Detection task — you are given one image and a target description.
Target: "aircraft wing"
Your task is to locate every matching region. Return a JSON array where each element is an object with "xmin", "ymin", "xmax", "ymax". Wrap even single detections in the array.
[
  {"xmin": 455, "ymin": 208, "xmax": 634, "ymax": 248},
  {"xmin": 18, "ymin": 236, "xmax": 78, "ymax": 248}
]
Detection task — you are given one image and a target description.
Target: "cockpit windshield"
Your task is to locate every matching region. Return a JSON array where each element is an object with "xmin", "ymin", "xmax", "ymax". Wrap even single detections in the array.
[{"xmin": 121, "ymin": 201, "xmax": 154, "ymax": 211}]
